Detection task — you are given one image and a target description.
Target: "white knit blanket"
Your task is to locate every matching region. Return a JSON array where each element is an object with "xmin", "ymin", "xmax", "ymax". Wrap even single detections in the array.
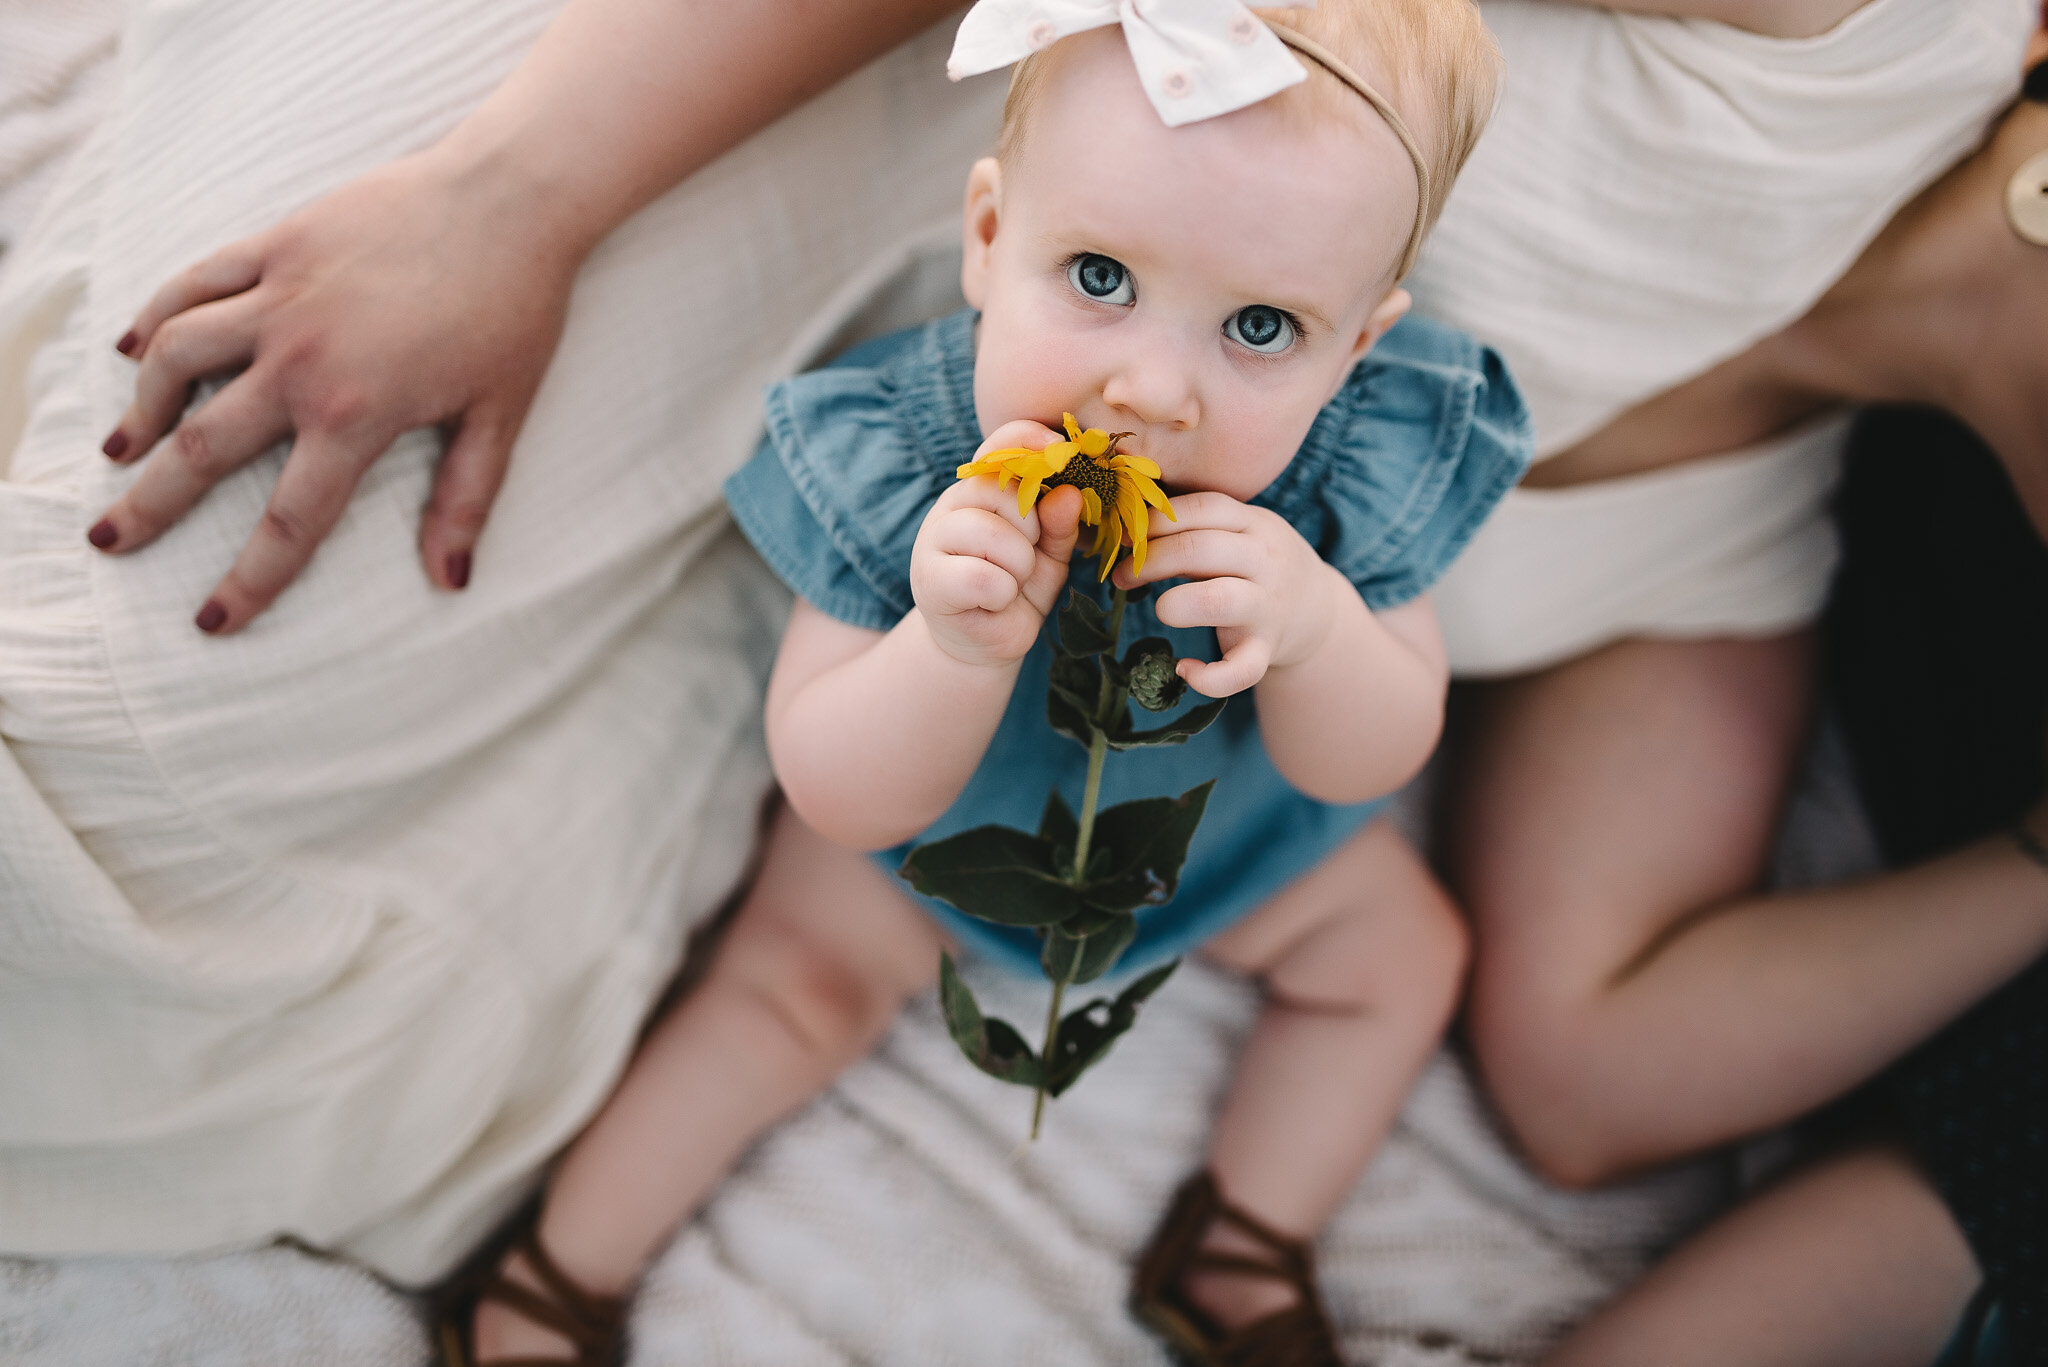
[{"xmin": 0, "ymin": 738, "xmax": 1883, "ymax": 1365}]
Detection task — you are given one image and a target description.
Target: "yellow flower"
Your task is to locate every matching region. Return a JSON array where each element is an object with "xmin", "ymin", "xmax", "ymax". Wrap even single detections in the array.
[{"xmin": 956, "ymin": 414, "xmax": 1174, "ymax": 579}]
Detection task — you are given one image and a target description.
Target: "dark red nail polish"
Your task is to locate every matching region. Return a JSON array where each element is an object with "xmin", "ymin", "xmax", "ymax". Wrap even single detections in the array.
[
  {"xmin": 195, "ymin": 601, "xmax": 228, "ymax": 633},
  {"xmin": 102, "ymin": 431, "xmax": 129, "ymax": 460},
  {"xmin": 115, "ymin": 331, "xmax": 139, "ymax": 356},
  {"xmin": 445, "ymin": 550, "xmax": 472, "ymax": 590},
  {"xmin": 86, "ymin": 519, "xmax": 118, "ymax": 550}
]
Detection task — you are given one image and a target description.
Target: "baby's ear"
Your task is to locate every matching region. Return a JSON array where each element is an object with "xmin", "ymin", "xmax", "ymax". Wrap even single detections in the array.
[
  {"xmin": 960, "ymin": 158, "xmax": 1003, "ymax": 310},
  {"xmin": 1351, "ymin": 287, "xmax": 1411, "ymax": 364},
  {"xmin": 1326, "ymin": 288, "xmax": 1410, "ymax": 402}
]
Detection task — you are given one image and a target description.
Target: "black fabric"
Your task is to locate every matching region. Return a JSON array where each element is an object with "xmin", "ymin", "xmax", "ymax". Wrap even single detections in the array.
[{"xmin": 1822, "ymin": 406, "xmax": 2048, "ymax": 1363}]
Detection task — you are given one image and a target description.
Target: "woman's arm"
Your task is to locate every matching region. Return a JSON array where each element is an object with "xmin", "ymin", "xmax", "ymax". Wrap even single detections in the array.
[{"xmin": 90, "ymin": 0, "xmax": 963, "ymax": 634}]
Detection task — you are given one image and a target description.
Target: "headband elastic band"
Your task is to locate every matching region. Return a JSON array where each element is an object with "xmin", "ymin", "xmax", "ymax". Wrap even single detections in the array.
[{"xmin": 1262, "ymin": 20, "xmax": 1432, "ymax": 281}]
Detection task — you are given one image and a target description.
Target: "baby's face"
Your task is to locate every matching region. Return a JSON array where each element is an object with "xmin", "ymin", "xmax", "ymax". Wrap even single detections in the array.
[{"xmin": 962, "ymin": 29, "xmax": 1416, "ymax": 502}]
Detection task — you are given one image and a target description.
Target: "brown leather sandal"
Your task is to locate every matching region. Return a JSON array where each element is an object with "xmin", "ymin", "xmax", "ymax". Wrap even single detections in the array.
[
  {"xmin": 1131, "ymin": 1172, "xmax": 1344, "ymax": 1367},
  {"xmin": 435, "ymin": 1223, "xmax": 627, "ymax": 1367}
]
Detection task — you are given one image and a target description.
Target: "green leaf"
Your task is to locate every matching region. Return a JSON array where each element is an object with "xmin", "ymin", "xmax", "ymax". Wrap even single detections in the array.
[
  {"xmin": 1046, "ymin": 687, "xmax": 1096, "ymax": 752},
  {"xmin": 1121, "ymin": 637, "xmax": 1187, "ymax": 713},
  {"xmin": 1047, "ymin": 652, "xmax": 1103, "ymax": 719},
  {"xmin": 1106, "ymin": 696, "xmax": 1227, "ymax": 750},
  {"xmin": 1056, "ymin": 590, "xmax": 1116, "ymax": 657},
  {"xmin": 1038, "ymin": 790, "xmax": 1078, "ymax": 874},
  {"xmin": 1039, "ymin": 914, "xmax": 1138, "ymax": 986},
  {"xmin": 1039, "ymin": 927, "xmax": 1087, "ymax": 984},
  {"xmin": 900, "ymin": 826, "xmax": 1082, "ymax": 927},
  {"xmin": 1069, "ymin": 914, "xmax": 1137, "ymax": 985},
  {"xmin": 938, "ymin": 953, "xmax": 1042, "ymax": 1087},
  {"xmin": 1042, "ymin": 958, "xmax": 1180, "ymax": 1096},
  {"xmin": 1077, "ymin": 781, "xmax": 1214, "ymax": 913}
]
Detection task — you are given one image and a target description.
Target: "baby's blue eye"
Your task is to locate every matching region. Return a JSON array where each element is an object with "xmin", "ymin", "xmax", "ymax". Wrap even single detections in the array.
[
  {"xmin": 1225, "ymin": 305, "xmax": 1295, "ymax": 354},
  {"xmin": 1068, "ymin": 254, "xmax": 1134, "ymax": 305}
]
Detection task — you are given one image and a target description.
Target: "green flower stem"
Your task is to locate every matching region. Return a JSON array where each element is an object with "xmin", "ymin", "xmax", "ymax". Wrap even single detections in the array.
[
  {"xmin": 1030, "ymin": 976, "xmax": 1066, "ymax": 1141},
  {"xmin": 1032, "ymin": 586, "xmax": 1128, "ymax": 1139},
  {"xmin": 1069, "ymin": 587, "xmax": 1127, "ymax": 883}
]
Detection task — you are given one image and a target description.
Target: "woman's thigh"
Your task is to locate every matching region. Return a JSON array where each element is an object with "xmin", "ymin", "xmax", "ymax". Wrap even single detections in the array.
[
  {"xmin": 1451, "ymin": 632, "xmax": 1815, "ymax": 1155},
  {"xmin": 1545, "ymin": 1145, "xmax": 1977, "ymax": 1367}
]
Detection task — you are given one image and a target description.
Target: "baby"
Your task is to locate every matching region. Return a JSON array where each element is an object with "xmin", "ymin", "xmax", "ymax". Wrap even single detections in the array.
[{"xmin": 465, "ymin": 3, "xmax": 1525, "ymax": 1363}]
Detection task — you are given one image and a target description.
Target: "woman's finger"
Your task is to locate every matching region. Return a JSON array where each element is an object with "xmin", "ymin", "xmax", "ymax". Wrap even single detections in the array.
[
  {"xmin": 104, "ymin": 294, "xmax": 264, "ymax": 462},
  {"xmin": 87, "ymin": 375, "xmax": 291, "ymax": 554},
  {"xmin": 1178, "ymin": 636, "xmax": 1271, "ymax": 699},
  {"xmin": 419, "ymin": 408, "xmax": 518, "ymax": 590},
  {"xmin": 118, "ymin": 238, "xmax": 266, "ymax": 357},
  {"xmin": 194, "ymin": 429, "xmax": 380, "ymax": 633}
]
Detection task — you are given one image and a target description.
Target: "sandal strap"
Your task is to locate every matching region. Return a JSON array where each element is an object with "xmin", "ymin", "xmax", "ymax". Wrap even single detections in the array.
[
  {"xmin": 464, "ymin": 1225, "xmax": 626, "ymax": 1366},
  {"xmin": 1130, "ymin": 1172, "xmax": 1341, "ymax": 1367}
]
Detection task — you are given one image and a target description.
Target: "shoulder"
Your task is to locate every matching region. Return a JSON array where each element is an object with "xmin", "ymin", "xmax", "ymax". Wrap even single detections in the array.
[
  {"xmin": 724, "ymin": 311, "xmax": 982, "ymax": 630},
  {"xmin": 1260, "ymin": 315, "xmax": 1533, "ymax": 610}
]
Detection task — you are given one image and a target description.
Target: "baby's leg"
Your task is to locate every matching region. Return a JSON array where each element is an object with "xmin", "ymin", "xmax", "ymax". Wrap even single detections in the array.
[
  {"xmin": 1545, "ymin": 1145, "xmax": 1977, "ymax": 1367},
  {"xmin": 1456, "ymin": 634, "xmax": 2048, "ymax": 1187},
  {"xmin": 1181, "ymin": 819, "xmax": 1468, "ymax": 1328},
  {"xmin": 473, "ymin": 804, "xmax": 945, "ymax": 1362}
]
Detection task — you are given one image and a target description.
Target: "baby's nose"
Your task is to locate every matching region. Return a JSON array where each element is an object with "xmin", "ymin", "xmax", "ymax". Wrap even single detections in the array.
[{"xmin": 1101, "ymin": 341, "xmax": 1199, "ymax": 430}]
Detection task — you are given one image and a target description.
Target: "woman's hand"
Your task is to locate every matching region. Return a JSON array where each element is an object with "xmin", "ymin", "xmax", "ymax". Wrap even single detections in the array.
[
  {"xmin": 912, "ymin": 422, "xmax": 1084, "ymax": 669},
  {"xmin": 1113, "ymin": 490, "xmax": 1340, "ymax": 699},
  {"xmin": 84, "ymin": 0, "xmax": 965, "ymax": 634},
  {"xmin": 89, "ymin": 146, "xmax": 583, "ymax": 633}
]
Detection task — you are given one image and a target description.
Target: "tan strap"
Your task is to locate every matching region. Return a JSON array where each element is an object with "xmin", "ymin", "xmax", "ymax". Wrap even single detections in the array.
[{"xmin": 1264, "ymin": 20, "xmax": 1432, "ymax": 281}]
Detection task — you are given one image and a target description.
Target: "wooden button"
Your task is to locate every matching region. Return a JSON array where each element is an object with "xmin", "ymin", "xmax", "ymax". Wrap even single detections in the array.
[{"xmin": 2006, "ymin": 150, "xmax": 2048, "ymax": 247}]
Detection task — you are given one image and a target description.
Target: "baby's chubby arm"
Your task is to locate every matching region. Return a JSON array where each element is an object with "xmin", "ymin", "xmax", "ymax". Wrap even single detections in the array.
[
  {"xmin": 1113, "ymin": 492, "xmax": 1446, "ymax": 806},
  {"xmin": 765, "ymin": 423, "xmax": 1085, "ymax": 851}
]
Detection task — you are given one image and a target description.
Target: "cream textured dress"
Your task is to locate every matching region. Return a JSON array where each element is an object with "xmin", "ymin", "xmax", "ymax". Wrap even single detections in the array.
[
  {"xmin": 0, "ymin": 0, "xmax": 1001, "ymax": 1284},
  {"xmin": 1409, "ymin": 0, "xmax": 2032, "ymax": 676}
]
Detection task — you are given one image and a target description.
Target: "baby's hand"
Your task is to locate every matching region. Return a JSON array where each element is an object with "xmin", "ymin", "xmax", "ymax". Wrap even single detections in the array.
[
  {"xmin": 1113, "ymin": 491, "xmax": 1343, "ymax": 698},
  {"xmin": 911, "ymin": 421, "xmax": 1084, "ymax": 668}
]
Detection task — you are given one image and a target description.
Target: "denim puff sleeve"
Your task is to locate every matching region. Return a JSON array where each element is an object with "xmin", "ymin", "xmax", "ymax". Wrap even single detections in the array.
[
  {"xmin": 1256, "ymin": 314, "xmax": 1534, "ymax": 610},
  {"xmin": 723, "ymin": 313, "xmax": 982, "ymax": 632}
]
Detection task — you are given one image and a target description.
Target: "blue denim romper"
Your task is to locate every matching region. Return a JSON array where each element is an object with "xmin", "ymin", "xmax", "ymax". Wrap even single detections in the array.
[{"xmin": 726, "ymin": 309, "xmax": 1531, "ymax": 977}]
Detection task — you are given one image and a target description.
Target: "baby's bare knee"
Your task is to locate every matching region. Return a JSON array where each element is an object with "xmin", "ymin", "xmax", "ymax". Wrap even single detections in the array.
[{"xmin": 713, "ymin": 912, "xmax": 909, "ymax": 1070}]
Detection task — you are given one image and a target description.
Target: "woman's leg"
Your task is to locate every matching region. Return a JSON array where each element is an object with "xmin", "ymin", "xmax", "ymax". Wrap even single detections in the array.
[
  {"xmin": 1184, "ymin": 819, "xmax": 1468, "ymax": 1326},
  {"xmin": 1544, "ymin": 1144, "xmax": 1978, "ymax": 1367},
  {"xmin": 1455, "ymin": 633, "xmax": 2048, "ymax": 1186},
  {"xmin": 474, "ymin": 805, "xmax": 945, "ymax": 1361}
]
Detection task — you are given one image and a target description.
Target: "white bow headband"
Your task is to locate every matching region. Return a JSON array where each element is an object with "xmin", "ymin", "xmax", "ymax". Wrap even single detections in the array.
[{"xmin": 948, "ymin": 0, "xmax": 1432, "ymax": 279}]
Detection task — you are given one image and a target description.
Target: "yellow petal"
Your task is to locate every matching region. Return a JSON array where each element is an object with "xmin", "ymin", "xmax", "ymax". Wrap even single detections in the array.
[
  {"xmin": 1063, "ymin": 412, "xmax": 1083, "ymax": 441},
  {"xmin": 1080, "ymin": 487, "xmax": 1103, "ymax": 524},
  {"xmin": 1094, "ymin": 508, "xmax": 1122, "ymax": 580},
  {"xmin": 1039, "ymin": 442, "xmax": 1076, "ymax": 474},
  {"xmin": 1076, "ymin": 427, "xmax": 1110, "ymax": 457},
  {"xmin": 1134, "ymin": 472, "xmax": 1175, "ymax": 519},
  {"xmin": 1112, "ymin": 452, "xmax": 1162, "ymax": 479},
  {"xmin": 1016, "ymin": 474, "xmax": 1045, "ymax": 519},
  {"xmin": 956, "ymin": 459, "xmax": 997, "ymax": 480}
]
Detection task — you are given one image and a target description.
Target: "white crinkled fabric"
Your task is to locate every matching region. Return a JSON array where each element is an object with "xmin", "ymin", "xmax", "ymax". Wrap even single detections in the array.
[
  {"xmin": 1409, "ymin": 0, "xmax": 2032, "ymax": 676},
  {"xmin": 0, "ymin": 0, "xmax": 1003, "ymax": 1285}
]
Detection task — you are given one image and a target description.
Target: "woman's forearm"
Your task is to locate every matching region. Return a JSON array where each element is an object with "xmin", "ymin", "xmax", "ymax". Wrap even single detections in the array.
[
  {"xmin": 434, "ymin": 0, "xmax": 964, "ymax": 260},
  {"xmin": 767, "ymin": 605, "xmax": 1024, "ymax": 852}
]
